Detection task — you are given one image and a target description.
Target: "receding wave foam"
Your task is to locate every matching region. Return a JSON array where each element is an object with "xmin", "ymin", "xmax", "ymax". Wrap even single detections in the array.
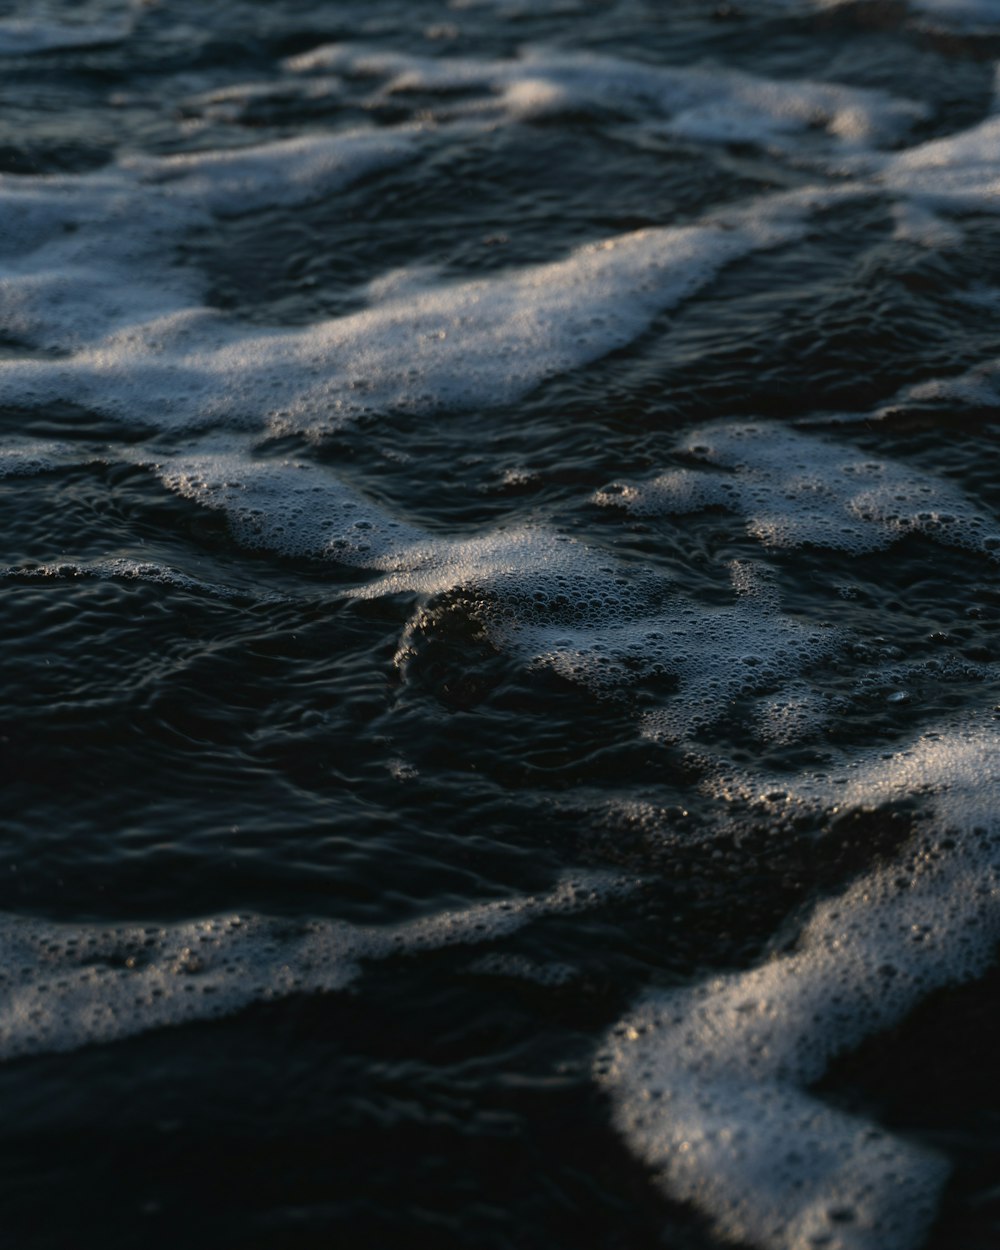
[
  {"xmin": 882, "ymin": 113, "xmax": 1000, "ymax": 217},
  {"xmin": 0, "ymin": 439, "xmax": 71, "ymax": 478},
  {"xmin": 0, "ymin": 557, "xmax": 290, "ymax": 605},
  {"xmin": 598, "ymin": 711, "xmax": 1000, "ymax": 1250},
  {"xmin": 596, "ymin": 421, "xmax": 1000, "ymax": 559},
  {"xmin": 149, "ymin": 445, "xmax": 837, "ymax": 742},
  {"xmin": 4, "ymin": 16, "xmax": 1000, "ymax": 1244},
  {"xmin": 0, "ymin": 872, "xmax": 627, "ymax": 1062},
  {"xmin": 0, "ymin": 195, "xmax": 811, "ymax": 436},
  {"xmin": 283, "ymin": 43, "xmax": 927, "ymax": 153},
  {"xmin": 517, "ymin": 560, "xmax": 838, "ymax": 742}
]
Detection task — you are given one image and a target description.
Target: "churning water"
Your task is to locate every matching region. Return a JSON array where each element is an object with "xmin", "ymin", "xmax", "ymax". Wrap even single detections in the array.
[{"xmin": 2, "ymin": 1, "xmax": 1000, "ymax": 1247}]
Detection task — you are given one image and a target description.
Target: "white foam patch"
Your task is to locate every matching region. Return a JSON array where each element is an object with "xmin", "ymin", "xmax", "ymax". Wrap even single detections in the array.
[
  {"xmin": 0, "ymin": 872, "xmax": 628, "ymax": 1062},
  {"xmin": 753, "ymin": 680, "xmax": 831, "ymax": 745},
  {"xmin": 850, "ymin": 651, "xmax": 992, "ymax": 705},
  {"xmin": 632, "ymin": 563, "xmax": 836, "ymax": 742},
  {"xmin": 148, "ymin": 445, "xmax": 837, "ymax": 740},
  {"xmin": 152, "ymin": 447, "xmax": 427, "ymax": 566},
  {"xmin": 596, "ymin": 421, "xmax": 1000, "ymax": 559},
  {"xmin": 0, "ymin": 126, "xmax": 423, "ymax": 353},
  {"xmin": 285, "ymin": 43, "xmax": 927, "ymax": 153},
  {"xmin": 891, "ymin": 200, "xmax": 964, "ymax": 248},
  {"xmin": 0, "ymin": 439, "xmax": 70, "ymax": 478},
  {"xmin": 598, "ymin": 711, "xmax": 1000, "ymax": 1250},
  {"xmin": 882, "ymin": 115, "xmax": 1000, "ymax": 215},
  {"xmin": 123, "ymin": 129, "xmax": 423, "ymax": 217},
  {"xmin": 0, "ymin": 557, "xmax": 291, "ymax": 605},
  {"xmin": 180, "ymin": 76, "xmax": 346, "ymax": 126},
  {"xmin": 0, "ymin": 172, "xmax": 171, "ymax": 350},
  {"xmin": 145, "ymin": 443, "xmax": 661, "ymax": 636},
  {"xmin": 880, "ymin": 358, "xmax": 1000, "ymax": 412},
  {"xmin": 1, "ymin": 204, "xmax": 809, "ymax": 435}
]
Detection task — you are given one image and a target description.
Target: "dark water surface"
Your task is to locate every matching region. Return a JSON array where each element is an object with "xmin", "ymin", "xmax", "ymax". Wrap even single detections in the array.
[{"xmin": 2, "ymin": 1, "xmax": 1000, "ymax": 1247}]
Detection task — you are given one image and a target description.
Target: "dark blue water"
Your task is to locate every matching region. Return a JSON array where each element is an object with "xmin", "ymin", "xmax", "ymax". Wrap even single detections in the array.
[{"xmin": 2, "ymin": 1, "xmax": 1000, "ymax": 1247}]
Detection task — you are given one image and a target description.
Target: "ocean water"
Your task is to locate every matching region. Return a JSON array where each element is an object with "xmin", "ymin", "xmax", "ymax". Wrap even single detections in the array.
[{"xmin": 2, "ymin": 1, "xmax": 1000, "ymax": 1247}]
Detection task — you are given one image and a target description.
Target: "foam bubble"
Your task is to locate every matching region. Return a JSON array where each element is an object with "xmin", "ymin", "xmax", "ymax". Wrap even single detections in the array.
[
  {"xmin": 596, "ymin": 421, "xmax": 1000, "ymax": 559},
  {"xmin": 0, "ymin": 872, "xmax": 628, "ymax": 1061},
  {"xmin": 465, "ymin": 952, "xmax": 579, "ymax": 986},
  {"xmin": 753, "ymin": 680, "xmax": 831, "ymax": 745},
  {"xmin": 598, "ymin": 711, "xmax": 1000, "ymax": 1250}
]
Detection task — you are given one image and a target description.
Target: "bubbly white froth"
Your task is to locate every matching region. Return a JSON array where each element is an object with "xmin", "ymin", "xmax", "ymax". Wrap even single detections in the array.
[
  {"xmin": 0, "ymin": 206, "xmax": 808, "ymax": 435},
  {"xmin": 596, "ymin": 421, "xmax": 1000, "ymax": 559},
  {"xmin": 153, "ymin": 448, "xmax": 427, "ymax": 566},
  {"xmin": 882, "ymin": 116, "xmax": 1000, "ymax": 215},
  {"xmin": 881, "ymin": 358, "xmax": 1000, "ymax": 413},
  {"xmin": 0, "ymin": 127, "xmax": 421, "ymax": 353},
  {"xmin": 123, "ymin": 129, "xmax": 424, "ymax": 216},
  {"xmin": 0, "ymin": 873, "xmax": 627, "ymax": 1061},
  {"xmin": 0, "ymin": 439, "xmax": 70, "ymax": 478},
  {"xmin": 284, "ymin": 44, "xmax": 927, "ymax": 153},
  {"xmin": 150, "ymin": 445, "xmax": 835, "ymax": 743},
  {"xmin": 598, "ymin": 712, "xmax": 1000, "ymax": 1250},
  {"xmin": 516, "ymin": 561, "xmax": 838, "ymax": 742}
]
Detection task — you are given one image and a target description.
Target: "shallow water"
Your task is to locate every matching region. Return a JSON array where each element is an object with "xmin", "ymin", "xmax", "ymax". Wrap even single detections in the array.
[{"xmin": 2, "ymin": 1, "xmax": 1000, "ymax": 1247}]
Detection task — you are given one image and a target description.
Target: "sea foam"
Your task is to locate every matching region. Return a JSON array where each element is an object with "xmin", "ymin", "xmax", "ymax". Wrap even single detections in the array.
[
  {"xmin": 0, "ymin": 192, "xmax": 811, "ymax": 435},
  {"xmin": 598, "ymin": 711, "xmax": 1000, "ymax": 1250},
  {"xmin": 284, "ymin": 44, "xmax": 927, "ymax": 153},
  {"xmin": 596, "ymin": 421, "xmax": 1000, "ymax": 559},
  {"xmin": 0, "ymin": 873, "xmax": 627, "ymax": 1062},
  {"xmin": 147, "ymin": 444, "xmax": 837, "ymax": 744}
]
